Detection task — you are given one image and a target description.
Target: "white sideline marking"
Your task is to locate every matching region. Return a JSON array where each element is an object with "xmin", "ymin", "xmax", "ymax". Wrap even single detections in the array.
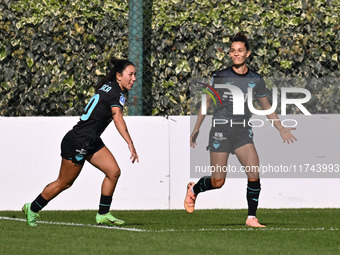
[
  {"xmin": 1, "ymin": 216, "xmax": 338, "ymax": 232},
  {"xmin": 0, "ymin": 216, "xmax": 147, "ymax": 232},
  {"xmin": 155, "ymin": 227, "xmax": 339, "ymax": 232}
]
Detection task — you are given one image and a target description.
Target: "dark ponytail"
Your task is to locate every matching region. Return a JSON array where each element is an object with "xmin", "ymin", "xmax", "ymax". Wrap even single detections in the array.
[
  {"xmin": 231, "ymin": 32, "xmax": 249, "ymax": 50},
  {"xmin": 95, "ymin": 57, "xmax": 134, "ymax": 91}
]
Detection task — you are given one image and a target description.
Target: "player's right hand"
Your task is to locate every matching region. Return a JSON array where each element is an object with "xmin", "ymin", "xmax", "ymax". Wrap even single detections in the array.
[
  {"xmin": 128, "ymin": 143, "xmax": 139, "ymax": 163},
  {"xmin": 190, "ymin": 129, "xmax": 199, "ymax": 148}
]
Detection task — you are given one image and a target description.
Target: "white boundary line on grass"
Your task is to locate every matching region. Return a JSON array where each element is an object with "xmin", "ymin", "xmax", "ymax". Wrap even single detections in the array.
[
  {"xmin": 1, "ymin": 216, "xmax": 338, "ymax": 232},
  {"xmin": 0, "ymin": 216, "xmax": 147, "ymax": 232},
  {"xmin": 155, "ymin": 227, "xmax": 339, "ymax": 232}
]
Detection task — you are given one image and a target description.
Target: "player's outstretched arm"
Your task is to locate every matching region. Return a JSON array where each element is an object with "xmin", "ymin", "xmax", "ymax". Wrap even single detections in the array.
[
  {"xmin": 190, "ymin": 95, "xmax": 212, "ymax": 148},
  {"xmin": 112, "ymin": 106, "xmax": 139, "ymax": 163},
  {"xmin": 278, "ymin": 127, "xmax": 297, "ymax": 144},
  {"xmin": 258, "ymin": 96, "xmax": 297, "ymax": 144}
]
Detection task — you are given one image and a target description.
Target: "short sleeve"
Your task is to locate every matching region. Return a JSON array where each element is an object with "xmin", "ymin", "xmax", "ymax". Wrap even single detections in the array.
[
  {"xmin": 254, "ymin": 77, "xmax": 267, "ymax": 98},
  {"xmin": 109, "ymin": 91, "xmax": 125, "ymax": 109},
  {"xmin": 210, "ymin": 73, "xmax": 221, "ymax": 89}
]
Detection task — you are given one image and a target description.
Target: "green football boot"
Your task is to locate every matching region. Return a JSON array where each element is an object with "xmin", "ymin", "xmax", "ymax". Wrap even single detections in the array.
[
  {"xmin": 22, "ymin": 203, "xmax": 39, "ymax": 227},
  {"xmin": 96, "ymin": 212, "xmax": 125, "ymax": 226}
]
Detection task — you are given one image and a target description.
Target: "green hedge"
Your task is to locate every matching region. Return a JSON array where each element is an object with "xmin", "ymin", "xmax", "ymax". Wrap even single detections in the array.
[
  {"xmin": 150, "ymin": 0, "xmax": 339, "ymax": 115},
  {"xmin": 0, "ymin": 0, "xmax": 339, "ymax": 116},
  {"xmin": 0, "ymin": 0, "xmax": 129, "ymax": 116}
]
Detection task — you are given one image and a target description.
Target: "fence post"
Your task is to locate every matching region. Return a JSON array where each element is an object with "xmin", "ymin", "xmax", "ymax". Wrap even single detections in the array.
[{"xmin": 128, "ymin": 0, "xmax": 143, "ymax": 115}]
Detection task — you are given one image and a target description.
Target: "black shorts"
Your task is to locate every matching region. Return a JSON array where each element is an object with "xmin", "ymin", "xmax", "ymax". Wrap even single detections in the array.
[
  {"xmin": 207, "ymin": 124, "xmax": 254, "ymax": 154},
  {"xmin": 60, "ymin": 131, "xmax": 105, "ymax": 165}
]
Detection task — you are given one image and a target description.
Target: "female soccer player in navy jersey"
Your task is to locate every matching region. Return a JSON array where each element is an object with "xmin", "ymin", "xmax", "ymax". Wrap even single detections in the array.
[
  {"xmin": 23, "ymin": 58, "xmax": 139, "ymax": 227},
  {"xmin": 185, "ymin": 33, "xmax": 297, "ymax": 227}
]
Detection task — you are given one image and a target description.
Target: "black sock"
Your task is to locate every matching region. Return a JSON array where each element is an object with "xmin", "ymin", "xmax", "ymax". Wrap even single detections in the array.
[
  {"xmin": 247, "ymin": 180, "xmax": 261, "ymax": 216},
  {"xmin": 30, "ymin": 194, "xmax": 49, "ymax": 213},
  {"xmin": 98, "ymin": 195, "xmax": 112, "ymax": 215},
  {"xmin": 193, "ymin": 176, "xmax": 214, "ymax": 195}
]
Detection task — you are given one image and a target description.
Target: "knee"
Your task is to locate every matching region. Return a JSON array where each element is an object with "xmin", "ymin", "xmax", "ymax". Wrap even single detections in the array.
[
  {"xmin": 108, "ymin": 168, "xmax": 121, "ymax": 180},
  {"xmin": 244, "ymin": 165, "xmax": 260, "ymax": 179},
  {"xmin": 211, "ymin": 178, "xmax": 225, "ymax": 189},
  {"xmin": 115, "ymin": 168, "xmax": 121, "ymax": 178},
  {"xmin": 247, "ymin": 171, "xmax": 260, "ymax": 180},
  {"xmin": 62, "ymin": 180, "xmax": 75, "ymax": 190},
  {"xmin": 63, "ymin": 184, "xmax": 72, "ymax": 190},
  {"xmin": 56, "ymin": 180, "xmax": 74, "ymax": 191}
]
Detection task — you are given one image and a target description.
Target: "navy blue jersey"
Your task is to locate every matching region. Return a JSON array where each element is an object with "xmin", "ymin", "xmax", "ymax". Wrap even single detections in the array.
[
  {"xmin": 71, "ymin": 81, "xmax": 125, "ymax": 150},
  {"xmin": 210, "ymin": 67, "xmax": 267, "ymax": 120}
]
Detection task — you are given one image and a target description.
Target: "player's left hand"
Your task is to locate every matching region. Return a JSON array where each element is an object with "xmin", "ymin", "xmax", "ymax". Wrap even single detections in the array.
[{"xmin": 280, "ymin": 127, "xmax": 297, "ymax": 144}]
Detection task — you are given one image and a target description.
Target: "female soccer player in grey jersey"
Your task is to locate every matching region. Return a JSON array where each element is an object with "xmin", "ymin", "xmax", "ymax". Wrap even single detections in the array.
[
  {"xmin": 23, "ymin": 58, "xmax": 139, "ymax": 227},
  {"xmin": 185, "ymin": 33, "xmax": 297, "ymax": 227}
]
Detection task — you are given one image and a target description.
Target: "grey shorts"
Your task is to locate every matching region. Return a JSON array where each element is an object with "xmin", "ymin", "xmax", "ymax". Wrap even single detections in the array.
[{"xmin": 207, "ymin": 125, "xmax": 254, "ymax": 154}]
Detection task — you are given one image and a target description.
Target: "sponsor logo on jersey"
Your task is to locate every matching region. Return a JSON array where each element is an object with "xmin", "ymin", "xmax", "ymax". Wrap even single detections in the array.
[
  {"xmin": 248, "ymin": 81, "xmax": 256, "ymax": 88},
  {"xmin": 119, "ymin": 95, "xmax": 125, "ymax": 106}
]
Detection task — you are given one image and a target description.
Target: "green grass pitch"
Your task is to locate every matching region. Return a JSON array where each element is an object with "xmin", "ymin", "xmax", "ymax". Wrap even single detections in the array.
[{"xmin": 0, "ymin": 209, "xmax": 339, "ymax": 255}]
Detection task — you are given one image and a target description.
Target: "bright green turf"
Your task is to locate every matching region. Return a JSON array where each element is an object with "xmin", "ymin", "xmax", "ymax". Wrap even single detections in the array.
[{"xmin": 0, "ymin": 209, "xmax": 339, "ymax": 255}]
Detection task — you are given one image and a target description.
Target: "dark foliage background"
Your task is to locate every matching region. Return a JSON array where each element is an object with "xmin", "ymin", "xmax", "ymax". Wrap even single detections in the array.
[{"xmin": 0, "ymin": 0, "xmax": 339, "ymax": 116}]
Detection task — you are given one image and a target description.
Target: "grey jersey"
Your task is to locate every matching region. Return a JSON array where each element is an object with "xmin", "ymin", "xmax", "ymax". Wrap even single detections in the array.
[{"xmin": 210, "ymin": 67, "xmax": 267, "ymax": 120}]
